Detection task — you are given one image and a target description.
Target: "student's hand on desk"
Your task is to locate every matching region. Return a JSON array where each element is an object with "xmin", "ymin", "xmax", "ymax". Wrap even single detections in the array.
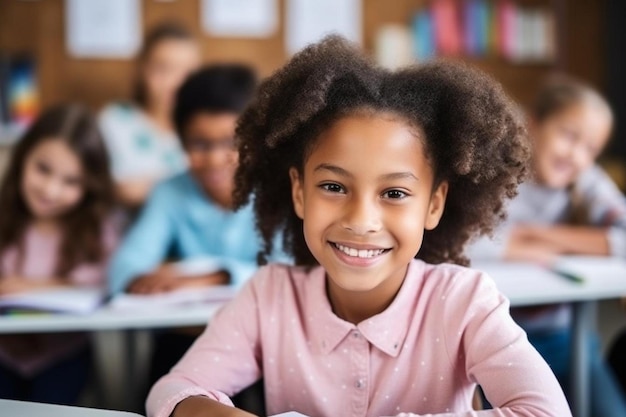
[
  {"xmin": 504, "ymin": 226, "xmax": 560, "ymax": 264},
  {"xmin": 509, "ymin": 224, "xmax": 611, "ymax": 258},
  {"xmin": 128, "ymin": 267, "xmax": 229, "ymax": 294},
  {"xmin": 0, "ymin": 276, "xmax": 66, "ymax": 295},
  {"xmin": 173, "ymin": 395, "xmax": 257, "ymax": 417}
]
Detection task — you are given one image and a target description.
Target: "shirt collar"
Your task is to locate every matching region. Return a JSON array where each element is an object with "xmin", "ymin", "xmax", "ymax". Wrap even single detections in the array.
[{"xmin": 306, "ymin": 260, "xmax": 425, "ymax": 357}]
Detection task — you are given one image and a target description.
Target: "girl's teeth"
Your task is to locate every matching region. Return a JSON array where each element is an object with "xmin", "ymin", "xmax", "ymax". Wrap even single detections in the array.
[{"xmin": 335, "ymin": 244, "xmax": 384, "ymax": 258}]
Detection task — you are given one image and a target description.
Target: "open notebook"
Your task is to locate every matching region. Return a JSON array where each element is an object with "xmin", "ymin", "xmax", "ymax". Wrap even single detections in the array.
[
  {"xmin": 108, "ymin": 285, "xmax": 236, "ymax": 311},
  {"xmin": 0, "ymin": 287, "xmax": 105, "ymax": 314}
]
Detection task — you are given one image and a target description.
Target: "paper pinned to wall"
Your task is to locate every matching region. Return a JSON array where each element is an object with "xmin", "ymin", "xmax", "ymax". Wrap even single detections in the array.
[
  {"xmin": 65, "ymin": 0, "xmax": 141, "ymax": 59},
  {"xmin": 285, "ymin": 0, "xmax": 362, "ymax": 55},
  {"xmin": 201, "ymin": 0, "xmax": 278, "ymax": 38}
]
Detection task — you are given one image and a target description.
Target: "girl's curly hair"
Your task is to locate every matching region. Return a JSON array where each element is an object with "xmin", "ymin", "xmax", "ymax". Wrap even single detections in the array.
[{"xmin": 234, "ymin": 35, "xmax": 529, "ymax": 267}]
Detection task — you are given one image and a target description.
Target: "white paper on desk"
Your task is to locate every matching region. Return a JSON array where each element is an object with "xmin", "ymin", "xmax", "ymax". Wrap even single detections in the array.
[
  {"xmin": 285, "ymin": 0, "xmax": 362, "ymax": 54},
  {"xmin": 109, "ymin": 286, "xmax": 236, "ymax": 311},
  {"xmin": 201, "ymin": 0, "xmax": 278, "ymax": 38},
  {"xmin": 66, "ymin": 0, "xmax": 141, "ymax": 58},
  {"xmin": 0, "ymin": 287, "xmax": 105, "ymax": 314},
  {"xmin": 553, "ymin": 256, "xmax": 626, "ymax": 278}
]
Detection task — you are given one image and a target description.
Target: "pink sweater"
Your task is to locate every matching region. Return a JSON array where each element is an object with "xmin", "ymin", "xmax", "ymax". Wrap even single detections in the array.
[
  {"xmin": 0, "ymin": 221, "xmax": 118, "ymax": 376},
  {"xmin": 147, "ymin": 260, "xmax": 571, "ymax": 417}
]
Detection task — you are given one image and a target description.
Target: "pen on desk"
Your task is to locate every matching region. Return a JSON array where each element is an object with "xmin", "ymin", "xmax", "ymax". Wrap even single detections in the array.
[{"xmin": 551, "ymin": 268, "xmax": 585, "ymax": 284}]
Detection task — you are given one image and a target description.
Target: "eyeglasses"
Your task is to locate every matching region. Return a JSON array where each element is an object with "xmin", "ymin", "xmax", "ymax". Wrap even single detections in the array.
[{"xmin": 185, "ymin": 137, "xmax": 237, "ymax": 153}]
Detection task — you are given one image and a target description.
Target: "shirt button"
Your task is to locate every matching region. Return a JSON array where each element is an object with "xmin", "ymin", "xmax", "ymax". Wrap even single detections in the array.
[
  {"xmin": 353, "ymin": 331, "xmax": 360, "ymax": 338},
  {"xmin": 355, "ymin": 379, "xmax": 365, "ymax": 389}
]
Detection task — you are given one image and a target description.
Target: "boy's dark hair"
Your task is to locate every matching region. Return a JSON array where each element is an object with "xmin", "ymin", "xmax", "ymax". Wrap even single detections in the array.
[
  {"xmin": 0, "ymin": 104, "xmax": 114, "ymax": 277},
  {"xmin": 234, "ymin": 36, "xmax": 529, "ymax": 267},
  {"xmin": 133, "ymin": 21, "xmax": 196, "ymax": 107},
  {"xmin": 173, "ymin": 64, "xmax": 257, "ymax": 140}
]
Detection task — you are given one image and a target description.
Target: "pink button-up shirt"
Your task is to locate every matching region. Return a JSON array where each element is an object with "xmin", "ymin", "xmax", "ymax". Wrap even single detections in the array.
[{"xmin": 147, "ymin": 260, "xmax": 571, "ymax": 417}]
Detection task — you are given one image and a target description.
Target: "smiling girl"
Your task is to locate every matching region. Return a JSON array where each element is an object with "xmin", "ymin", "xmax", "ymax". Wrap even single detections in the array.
[
  {"xmin": 146, "ymin": 36, "xmax": 571, "ymax": 417},
  {"xmin": 0, "ymin": 104, "xmax": 118, "ymax": 404},
  {"xmin": 468, "ymin": 75, "xmax": 626, "ymax": 416}
]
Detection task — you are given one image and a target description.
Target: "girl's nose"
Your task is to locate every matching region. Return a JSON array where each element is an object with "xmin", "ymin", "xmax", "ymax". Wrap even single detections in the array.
[
  {"xmin": 572, "ymin": 144, "xmax": 592, "ymax": 171},
  {"xmin": 41, "ymin": 179, "xmax": 62, "ymax": 200},
  {"xmin": 341, "ymin": 197, "xmax": 382, "ymax": 235}
]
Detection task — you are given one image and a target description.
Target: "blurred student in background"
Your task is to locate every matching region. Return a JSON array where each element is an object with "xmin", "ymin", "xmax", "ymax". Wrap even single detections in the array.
[
  {"xmin": 467, "ymin": 75, "xmax": 626, "ymax": 416},
  {"xmin": 99, "ymin": 21, "xmax": 201, "ymax": 209},
  {"xmin": 0, "ymin": 104, "xmax": 119, "ymax": 404},
  {"xmin": 108, "ymin": 64, "xmax": 274, "ymax": 387}
]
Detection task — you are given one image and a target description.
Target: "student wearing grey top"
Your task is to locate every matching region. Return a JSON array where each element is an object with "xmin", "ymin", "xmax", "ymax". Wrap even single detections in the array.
[{"xmin": 467, "ymin": 75, "xmax": 626, "ymax": 416}]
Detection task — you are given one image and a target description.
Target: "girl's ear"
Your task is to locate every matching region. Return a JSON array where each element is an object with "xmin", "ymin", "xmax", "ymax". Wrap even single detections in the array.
[
  {"xmin": 289, "ymin": 167, "xmax": 305, "ymax": 220},
  {"xmin": 425, "ymin": 181, "xmax": 448, "ymax": 230}
]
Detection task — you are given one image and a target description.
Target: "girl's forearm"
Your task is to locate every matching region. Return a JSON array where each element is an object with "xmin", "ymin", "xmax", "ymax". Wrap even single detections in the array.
[
  {"xmin": 523, "ymin": 225, "xmax": 610, "ymax": 256},
  {"xmin": 0, "ymin": 276, "xmax": 70, "ymax": 295}
]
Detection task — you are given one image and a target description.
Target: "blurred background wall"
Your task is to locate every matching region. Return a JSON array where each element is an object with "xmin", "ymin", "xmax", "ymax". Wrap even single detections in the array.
[
  {"xmin": 0, "ymin": 0, "xmax": 622, "ymax": 180},
  {"xmin": 0, "ymin": 0, "xmax": 609, "ymax": 108}
]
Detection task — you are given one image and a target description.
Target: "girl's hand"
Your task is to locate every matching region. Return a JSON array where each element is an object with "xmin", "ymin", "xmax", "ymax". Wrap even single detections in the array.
[
  {"xmin": 127, "ymin": 266, "xmax": 229, "ymax": 294},
  {"xmin": 510, "ymin": 224, "xmax": 610, "ymax": 257},
  {"xmin": 172, "ymin": 396, "xmax": 257, "ymax": 417},
  {"xmin": 504, "ymin": 225, "xmax": 560, "ymax": 264}
]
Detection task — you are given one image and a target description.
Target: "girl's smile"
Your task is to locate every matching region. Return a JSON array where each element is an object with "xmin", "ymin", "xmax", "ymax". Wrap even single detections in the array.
[{"xmin": 330, "ymin": 241, "xmax": 391, "ymax": 267}]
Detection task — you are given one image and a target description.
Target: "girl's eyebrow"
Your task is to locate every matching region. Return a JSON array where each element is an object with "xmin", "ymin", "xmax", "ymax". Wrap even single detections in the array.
[
  {"xmin": 380, "ymin": 172, "xmax": 419, "ymax": 182},
  {"xmin": 313, "ymin": 163, "xmax": 419, "ymax": 182},
  {"xmin": 314, "ymin": 163, "xmax": 352, "ymax": 178}
]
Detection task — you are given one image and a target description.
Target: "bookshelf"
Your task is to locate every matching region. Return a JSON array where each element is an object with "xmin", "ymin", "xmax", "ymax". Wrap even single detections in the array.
[{"xmin": 365, "ymin": 0, "xmax": 572, "ymax": 107}]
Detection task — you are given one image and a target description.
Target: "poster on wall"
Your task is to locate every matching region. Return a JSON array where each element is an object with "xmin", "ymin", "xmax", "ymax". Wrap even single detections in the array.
[
  {"xmin": 65, "ymin": 0, "xmax": 142, "ymax": 58},
  {"xmin": 285, "ymin": 0, "xmax": 362, "ymax": 55},
  {"xmin": 201, "ymin": 0, "xmax": 278, "ymax": 38},
  {"xmin": 0, "ymin": 55, "xmax": 39, "ymax": 145}
]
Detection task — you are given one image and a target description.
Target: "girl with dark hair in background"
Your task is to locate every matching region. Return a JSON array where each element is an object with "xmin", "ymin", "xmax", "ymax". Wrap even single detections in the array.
[{"xmin": 0, "ymin": 104, "xmax": 119, "ymax": 404}]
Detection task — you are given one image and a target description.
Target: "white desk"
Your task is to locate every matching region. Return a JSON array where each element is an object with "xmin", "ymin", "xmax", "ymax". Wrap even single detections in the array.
[
  {"xmin": 474, "ymin": 256, "xmax": 626, "ymax": 417},
  {"xmin": 0, "ymin": 303, "xmax": 222, "ymax": 334},
  {"xmin": 0, "ymin": 399, "xmax": 143, "ymax": 416}
]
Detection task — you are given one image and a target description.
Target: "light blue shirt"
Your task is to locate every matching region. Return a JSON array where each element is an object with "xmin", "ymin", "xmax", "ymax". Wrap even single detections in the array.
[{"xmin": 108, "ymin": 172, "xmax": 265, "ymax": 294}]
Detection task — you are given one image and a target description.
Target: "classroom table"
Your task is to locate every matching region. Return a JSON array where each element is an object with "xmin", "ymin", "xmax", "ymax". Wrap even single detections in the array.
[
  {"xmin": 474, "ymin": 256, "xmax": 626, "ymax": 417},
  {"xmin": 0, "ymin": 302, "xmax": 222, "ymax": 333},
  {"xmin": 0, "ymin": 302, "xmax": 224, "ymax": 412},
  {"xmin": 0, "ymin": 399, "xmax": 143, "ymax": 416}
]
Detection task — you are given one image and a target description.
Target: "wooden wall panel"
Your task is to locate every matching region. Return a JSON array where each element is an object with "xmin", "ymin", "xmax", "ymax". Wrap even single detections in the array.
[{"xmin": 0, "ymin": 0, "xmax": 607, "ymax": 112}]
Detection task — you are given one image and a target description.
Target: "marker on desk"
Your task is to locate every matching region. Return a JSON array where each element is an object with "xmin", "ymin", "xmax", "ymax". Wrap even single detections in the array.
[{"xmin": 551, "ymin": 267, "xmax": 585, "ymax": 284}]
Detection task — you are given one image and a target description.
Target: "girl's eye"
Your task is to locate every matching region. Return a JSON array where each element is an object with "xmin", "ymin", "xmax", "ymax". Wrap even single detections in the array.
[
  {"xmin": 382, "ymin": 189, "xmax": 408, "ymax": 199},
  {"xmin": 320, "ymin": 183, "xmax": 345, "ymax": 193},
  {"xmin": 36, "ymin": 161, "xmax": 51, "ymax": 175}
]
